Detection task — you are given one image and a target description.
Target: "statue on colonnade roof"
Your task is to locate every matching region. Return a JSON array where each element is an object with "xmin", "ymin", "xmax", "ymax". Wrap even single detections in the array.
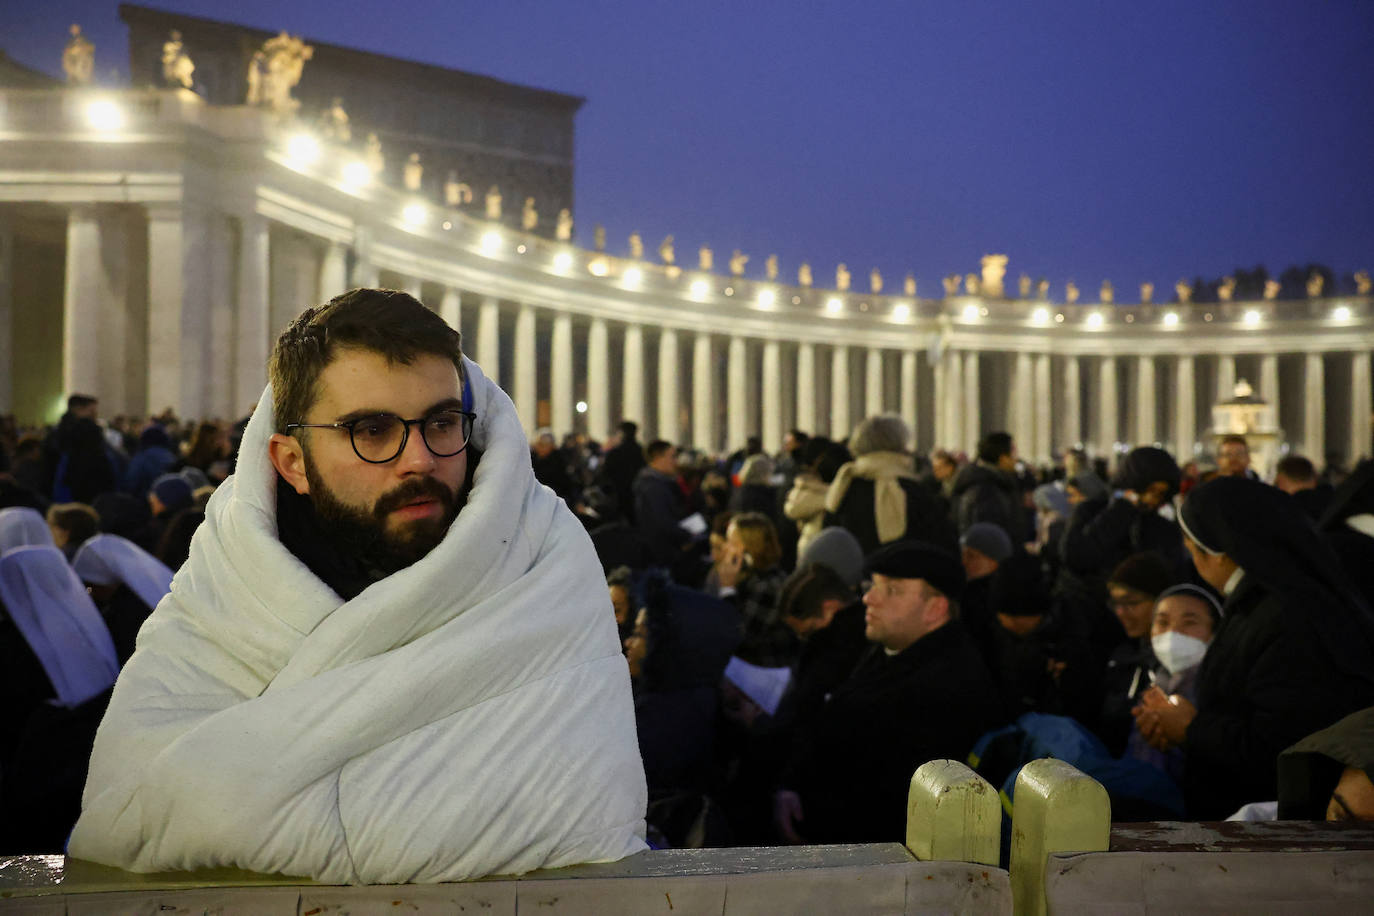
[
  {"xmin": 445, "ymin": 171, "xmax": 472, "ymax": 206},
  {"xmin": 1264, "ymin": 279, "xmax": 1280, "ymax": 300},
  {"xmin": 657, "ymin": 235, "xmax": 675, "ymax": 264},
  {"xmin": 904, "ymin": 274, "xmax": 917, "ymax": 297},
  {"xmin": 364, "ymin": 133, "xmax": 384, "ymax": 174},
  {"xmin": 964, "ymin": 273, "xmax": 980, "ymax": 295},
  {"xmin": 765, "ymin": 254, "xmax": 778, "ymax": 281},
  {"xmin": 321, "ymin": 97, "xmax": 350, "ymax": 141},
  {"xmin": 699, "ymin": 245, "xmax": 713, "ymax": 271},
  {"xmin": 556, "ymin": 209, "xmax": 573, "ymax": 240},
  {"xmin": 1099, "ymin": 280, "xmax": 1114, "ymax": 304},
  {"xmin": 730, "ymin": 250, "xmax": 749, "ymax": 277},
  {"xmin": 1065, "ymin": 281, "xmax": 1079, "ymax": 303},
  {"xmin": 836, "ymin": 263, "xmax": 851, "ymax": 291},
  {"xmin": 523, "ymin": 198, "xmax": 539, "ymax": 232},
  {"xmin": 1018, "ymin": 274, "xmax": 1032, "ymax": 298},
  {"xmin": 979, "ymin": 254, "xmax": 1007, "ymax": 298},
  {"xmin": 1140, "ymin": 282, "xmax": 1154, "ymax": 304},
  {"xmin": 162, "ymin": 31, "xmax": 194, "ymax": 90},
  {"xmin": 1218, "ymin": 276, "xmax": 1236, "ymax": 301},
  {"xmin": 628, "ymin": 233, "xmax": 643, "ymax": 259},
  {"xmin": 798, "ymin": 262, "xmax": 813, "ymax": 287},
  {"xmin": 486, "ymin": 186, "xmax": 502, "ymax": 220},
  {"xmin": 1175, "ymin": 279, "xmax": 1193, "ymax": 304},
  {"xmin": 63, "ymin": 24, "xmax": 95, "ymax": 86},
  {"xmin": 594, "ymin": 225, "xmax": 606, "ymax": 252},
  {"xmin": 1307, "ymin": 271, "xmax": 1325, "ymax": 298},
  {"xmin": 246, "ymin": 31, "xmax": 314, "ymax": 115},
  {"xmin": 942, "ymin": 275, "xmax": 960, "ymax": 296},
  {"xmin": 404, "ymin": 153, "xmax": 423, "ymax": 191},
  {"xmin": 1356, "ymin": 270, "xmax": 1371, "ymax": 295},
  {"xmin": 1036, "ymin": 278, "xmax": 1049, "ymax": 300},
  {"xmin": 869, "ymin": 268, "xmax": 883, "ymax": 294}
]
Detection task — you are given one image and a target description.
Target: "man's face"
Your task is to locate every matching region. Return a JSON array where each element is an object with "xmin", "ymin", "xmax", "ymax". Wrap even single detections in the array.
[
  {"xmin": 997, "ymin": 444, "xmax": 1018, "ymax": 472},
  {"xmin": 933, "ymin": 457, "xmax": 955, "ymax": 482},
  {"xmin": 651, "ymin": 447, "xmax": 677, "ymax": 473},
  {"xmin": 286, "ymin": 349, "xmax": 469, "ymax": 570},
  {"xmin": 1218, "ymin": 441, "xmax": 1250, "ymax": 476},
  {"xmin": 1107, "ymin": 584, "xmax": 1155, "ymax": 639},
  {"xmin": 863, "ymin": 573, "xmax": 937, "ymax": 653},
  {"xmin": 534, "ymin": 434, "xmax": 556, "ymax": 458}
]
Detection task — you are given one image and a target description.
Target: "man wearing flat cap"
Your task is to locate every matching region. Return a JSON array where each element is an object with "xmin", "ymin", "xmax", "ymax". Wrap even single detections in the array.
[{"xmin": 773, "ymin": 540, "xmax": 1005, "ymax": 844}]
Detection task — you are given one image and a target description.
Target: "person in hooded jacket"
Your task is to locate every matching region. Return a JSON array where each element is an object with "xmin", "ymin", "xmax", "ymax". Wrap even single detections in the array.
[
  {"xmin": 1096, "ymin": 552, "xmax": 1177, "ymax": 754},
  {"xmin": 1135, "ymin": 476, "xmax": 1374, "ymax": 819}
]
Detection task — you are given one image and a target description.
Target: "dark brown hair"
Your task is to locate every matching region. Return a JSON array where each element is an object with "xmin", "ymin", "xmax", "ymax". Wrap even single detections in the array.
[{"xmin": 268, "ymin": 288, "xmax": 464, "ymax": 434}]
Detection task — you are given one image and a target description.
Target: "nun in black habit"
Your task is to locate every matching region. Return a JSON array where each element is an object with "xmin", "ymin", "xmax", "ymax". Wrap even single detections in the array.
[{"xmin": 1137, "ymin": 475, "xmax": 1374, "ymax": 819}]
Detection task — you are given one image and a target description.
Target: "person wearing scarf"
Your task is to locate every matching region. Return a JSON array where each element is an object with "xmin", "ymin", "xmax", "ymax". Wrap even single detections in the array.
[
  {"xmin": 1137, "ymin": 476, "xmax": 1374, "ymax": 818},
  {"xmin": 824, "ymin": 414, "xmax": 957, "ymax": 556}
]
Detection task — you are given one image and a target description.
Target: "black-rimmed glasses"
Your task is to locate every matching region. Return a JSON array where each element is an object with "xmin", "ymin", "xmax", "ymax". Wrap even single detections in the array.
[{"xmin": 286, "ymin": 409, "xmax": 476, "ymax": 464}]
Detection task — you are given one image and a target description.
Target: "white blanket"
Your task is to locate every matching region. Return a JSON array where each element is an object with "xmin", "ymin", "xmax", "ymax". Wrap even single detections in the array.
[{"xmin": 70, "ymin": 357, "xmax": 647, "ymax": 883}]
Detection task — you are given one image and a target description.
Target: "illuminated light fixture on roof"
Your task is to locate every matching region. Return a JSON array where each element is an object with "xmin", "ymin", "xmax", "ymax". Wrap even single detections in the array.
[
  {"xmin": 480, "ymin": 230, "xmax": 502, "ymax": 254},
  {"xmin": 1030, "ymin": 307, "xmax": 1049, "ymax": 324},
  {"xmin": 1054, "ymin": 313, "xmax": 1065, "ymax": 323},
  {"xmin": 84, "ymin": 99, "xmax": 125, "ymax": 131},
  {"xmin": 689, "ymin": 278, "xmax": 710, "ymax": 299},
  {"xmin": 552, "ymin": 250, "xmax": 573, "ymax": 271},
  {"xmin": 1163, "ymin": 311, "xmax": 1180, "ymax": 327},
  {"xmin": 441, "ymin": 220, "xmax": 452, "ymax": 231},
  {"xmin": 1086, "ymin": 312, "xmax": 1104, "ymax": 329},
  {"xmin": 757, "ymin": 288, "xmax": 777, "ymax": 308},
  {"xmin": 825, "ymin": 297, "xmax": 844, "ymax": 314},
  {"xmin": 622, "ymin": 266, "xmax": 643, "ymax": 287},
  {"xmin": 341, "ymin": 160, "xmax": 371, "ymax": 188},
  {"xmin": 575, "ymin": 401, "xmax": 588, "ymax": 414},
  {"xmin": 962, "ymin": 304, "xmax": 980, "ymax": 321},
  {"xmin": 1333, "ymin": 305, "xmax": 1352, "ymax": 321},
  {"xmin": 588, "ymin": 257, "xmax": 610, "ymax": 277},
  {"xmin": 401, "ymin": 203, "xmax": 427, "ymax": 228},
  {"xmin": 516, "ymin": 244, "xmax": 527, "ymax": 254},
  {"xmin": 1243, "ymin": 310, "xmax": 1261, "ymax": 326},
  {"xmin": 286, "ymin": 133, "xmax": 320, "ymax": 165},
  {"xmin": 892, "ymin": 302, "xmax": 911, "ymax": 321}
]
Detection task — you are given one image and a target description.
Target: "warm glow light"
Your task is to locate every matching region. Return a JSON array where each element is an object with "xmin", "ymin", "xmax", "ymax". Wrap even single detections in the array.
[
  {"xmin": 1334, "ymin": 305, "xmax": 1352, "ymax": 321},
  {"xmin": 1031, "ymin": 307, "xmax": 1049, "ymax": 324},
  {"xmin": 441, "ymin": 220, "xmax": 453, "ymax": 231},
  {"xmin": 480, "ymin": 231, "xmax": 502, "ymax": 253},
  {"xmin": 825, "ymin": 297, "xmax": 843, "ymax": 314},
  {"xmin": 402, "ymin": 203, "xmax": 428, "ymax": 227},
  {"xmin": 286, "ymin": 133, "xmax": 320, "ymax": 165},
  {"xmin": 892, "ymin": 302, "xmax": 911, "ymax": 321},
  {"xmin": 1086, "ymin": 312, "xmax": 1104, "ymax": 328},
  {"xmin": 575, "ymin": 401, "xmax": 588, "ymax": 414},
  {"xmin": 622, "ymin": 266, "xmax": 643, "ymax": 287},
  {"xmin": 1243, "ymin": 310, "xmax": 1261, "ymax": 326},
  {"xmin": 588, "ymin": 257, "xmax": 610, "ymax": 276},
  {"xmin": 962, "ymin": 304, "xmax": 980, "ymax": 321},
  {"xmin": 553, "ymin": 251, "xmax": 574, "ymax": 271},
  {"xmin": 84, "ymin": 99, "xmax": 125, "ymax": 130},
  {"xmin": 757, "ymin": 288, "xmax": 777, "ymax": 307},
  {"xmin": 341, "ymin": 160, "xmax": 371, "ymax": 187},
  {"xmin": 690, "ymin": 278, "xmax": 710, "ymax": 298},
  {"xmin": 1163, "ymin": 311, "xmax": 1179, "ymax": 327}
]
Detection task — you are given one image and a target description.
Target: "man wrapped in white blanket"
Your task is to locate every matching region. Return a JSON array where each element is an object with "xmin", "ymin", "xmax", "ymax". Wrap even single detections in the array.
[{"xmin": 70, "ymin": 290, "xmax": 648, "ymax": 883}]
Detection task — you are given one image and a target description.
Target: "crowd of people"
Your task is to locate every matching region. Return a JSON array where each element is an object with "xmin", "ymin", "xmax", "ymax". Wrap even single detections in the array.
[
  {"xmin": 529, "ymin": 418, "xmax": 1374, "ymax": 846},
  {"xmin": 3, "ymin": 386, "xmax": 1374, "ymax": 855}
]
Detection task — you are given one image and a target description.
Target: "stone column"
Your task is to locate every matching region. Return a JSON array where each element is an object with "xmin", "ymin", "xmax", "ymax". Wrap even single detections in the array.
[
  {"xmin": 404, "ymin": 277, "xmax": 423, "ymax": 302},
  {"xmin": 550, "ymin": 312, "xmax": 574, "ymax": 436},
  {"xmin": 587, "ymin": 317, "xmax": 609, "ymax": 439},
  {"xmin": 319, "ymin": 241, "xmax": 348, "ymax": 301},
  {"xmin": 1012, "ymin": 351, "xmax": 1033, "ymax": 457},
  {"xmin": 865, "ymin": 347, "xmax": 884, "ymax": 418},
  {"xmin": 513, "ymin": 303, "xmax": 537, "ymax": 435},
  {"xmin": 1034, "ymin": 353, "xmax": 1052, "ymax": 462},
  {"xmin": 962, "ymin": 351, "xmax": 980, "ymax": 449},
  {"xmin": 657, "ymin": 327, "xmax": 680, "ymax": 443},
  {"xmin": 1260, "ymin": 353, "xmax": 1280, "ymax": 427},
  {"xmin": 831, "ymin": 345, "xmax": 850, "ymax": 440},
  {"xmin": 349, "ymin": 227, "xmax": 379, "ymax": 288},
  {"xmin": 476, "ymin": 298, "xmax": 501, "ymax": 385},
  {"xmin": 439, "ymin": 287, "xmax": 461, "ymax": 332},
  {"xmin": 147, "ymin": 203, "xmax": 211, "ymax": 418},
  {"xmin": 623, "ymin": 323, "xmax": 645, "ymax": 427},
  {"xmin": 727, "ymin": 335, "xmax": 748, "ymax": 451},
  {"xmin": 1061, "ymin": 355, "xmax": 1082, "ymax": 451},
  {"xmin": 62, "ymin": 205, "xmax": 104, "ymax": 399},
  {"xmin": 1352, "ymin": 350, "xmax": 1371, "ymax": 463},
  {"xmin": 900, "ymin": 350, "xmax": 919, "ymax": 445},
  {"xmin": 1097, "ymin": 356, "xmax": 1117, "ymax": 454},
  {"xmin": 1175, "ymin": 355, "xmax": 1196, "ymax": 459},
  {"xmin": 762, "ymin": 339, "xmax": 782, "ymax": 453},
  {"xmin": 235, "ymin": 213, "xmax": 270, "ymax": 416},
  {"xmin": 1135, "ymin": 355, "xmax": 1156, "ymax": 446},
  {"xmin": 206, "ymin": 214, "xmax": 235, "ymax": 419},
  {"xmin": 945, "ymin": 351, "xmax": 964, "ymax": 452},
  {"xmin": 692, "ymin": 331, "xmax": 714, "ymax": 452},
  {"xmin": 1305, "ymin": 352, "xmax": 1324, "ymax": 461},
  {"xmin": 796, "ymin": 342, "xmax": 817, "ymax": 435},
  {"xmin": 0, "ymin": 215, "xmax": 12, "ymax": 412},
  {"xmin": 1216, "ymin": 353, "xmax": 1236, "ymax": 402}
]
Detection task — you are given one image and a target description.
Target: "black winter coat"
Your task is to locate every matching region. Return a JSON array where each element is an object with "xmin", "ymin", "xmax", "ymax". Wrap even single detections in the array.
[
  {"xmin": 782, "ymin": 621, "xmax": 1005, "ymax": 843},
  {"xmin": 825, "ymin": 476, "xmax": 959, "ymax": 557},
  {"xmin": 1184, "ymin": 577, "xmax": 1374, "ymax": 819},
  {"xmin": 951, "ymin": 463, "xmax": 1025, "ymax": 543}
]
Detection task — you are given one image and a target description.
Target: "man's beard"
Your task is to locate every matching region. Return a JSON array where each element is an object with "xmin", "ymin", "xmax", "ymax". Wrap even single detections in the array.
[{"xmin": 302, "ymin": 452, "xmax": 465, "ymax": 577}]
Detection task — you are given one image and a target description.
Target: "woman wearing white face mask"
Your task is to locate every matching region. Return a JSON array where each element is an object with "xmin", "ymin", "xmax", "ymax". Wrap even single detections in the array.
[{"xmin": 1125, "ymin": 585, "xmax": 1222, "ymax": 783}]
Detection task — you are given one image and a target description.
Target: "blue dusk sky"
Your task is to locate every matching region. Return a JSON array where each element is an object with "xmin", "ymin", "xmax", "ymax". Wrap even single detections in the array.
[{"xmin": 4, "ymin": 0, "xmax": 1373, "ymax": 301}]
